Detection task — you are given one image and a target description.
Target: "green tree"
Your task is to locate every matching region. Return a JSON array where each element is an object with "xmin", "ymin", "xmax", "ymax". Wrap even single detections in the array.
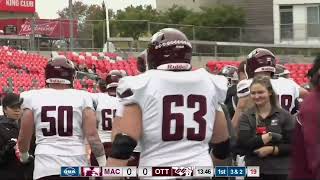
[
  {"xmin": 153, "ymin": 4, "xmax": 245, "ymax": 41},
  {"xmin": 151, "ymin": 5, "xmax": 195, "ymax": 38},
  {"xmin": 57, "ymin": 1, "xmax": 115, "ymax": 49},
  {"xmin": 188, "ymin": 5, "xmax": 246, "ymax": 41},
  {"xmin": 87, "ymin": 3, "xmax": 115, "ymax": 48},
  {"xmin": 113, "ymin": 5, "xmax": 158, "ymax": 40},
  {"xmin": 57, "ymin": 1, "xmax": 88, "ymax": 21},
  {"xmin": 55, "ymin": 2, "xmax": 246, "ymax": 49},
  {"xmin": 86, "ymin": 5, "xmax": 105, "ymax": 48},
  {"xmin": 159, "ymin": 5, "xmax": 190, "ymax": 24}
]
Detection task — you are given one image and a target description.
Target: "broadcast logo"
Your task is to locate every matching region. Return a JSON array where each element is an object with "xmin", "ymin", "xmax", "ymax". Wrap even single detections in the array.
[
  {"xmin": 172, "ymin": 167, "xmax": 193, "ymax": 176},
  {"xmin": 81, "ymin": 167, "xmax": 102, "ymax": 177},
  {"xmin": 61, "ymin": 167, "xmax": 80, "ymax": 177}
]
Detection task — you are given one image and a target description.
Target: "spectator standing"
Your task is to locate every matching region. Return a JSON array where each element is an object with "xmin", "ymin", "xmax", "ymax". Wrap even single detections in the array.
[
  {"xmin": 238, "ymin": 76, "xmax": 294, "ymax": 180},
  {"xmin": 0, "ymin": 93, "xmax": 33, "ymax": 180},
  {"xmin": 290, "ymin": 56, "xmax": 320, "ymax": 179}
]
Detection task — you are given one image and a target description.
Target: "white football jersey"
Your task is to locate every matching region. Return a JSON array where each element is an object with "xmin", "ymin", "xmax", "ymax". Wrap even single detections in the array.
[
  {"xmin": 117, "ymin": 68, "xmax": 228, "ymax": 167},
  {"xmin": 91, "ymin": 93, "xmax": 120, "ymax": 143},
  {"xmin": 21, "ymin": 88, "xmax": 95, "ymax": 156},
  {"xmin": 237, "ymin": 77, "xmax": 300, "ymax": 112}
]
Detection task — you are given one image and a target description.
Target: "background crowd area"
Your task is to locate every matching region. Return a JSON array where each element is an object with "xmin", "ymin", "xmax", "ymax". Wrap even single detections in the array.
[
  {"xmin": 0, "ymin": 46, "xmax": 312, "ymax": 96},
  {"xmin": 0, "ymin": 44, "xmax": 318, "ymax": 180}
]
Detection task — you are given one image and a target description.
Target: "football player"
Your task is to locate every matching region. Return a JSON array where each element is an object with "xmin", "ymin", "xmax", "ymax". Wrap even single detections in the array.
[
  {"xmin": 237, "ymin": 60, "xmax": 247, "ymax": 82},
  {"xmin": 98, "ymin": 79, "xmax": 107, "ymax": 93},
  {"xmin": 17, "ymin": 56, "xmax": 106, "ymax": 179},
  {"xmin": 105, "ymin": 70, "xmax": 123, "ymax": 97},
  {"xmin": 232, "ymin": 48, "xmax": 309, "ymax": 131},
  {"xmin": 303, "ymin": 68, "xmax": 315, "ymax": 91},
  {"xmin": 107, "ymin": 28, "xmax": 230, "ymax": 173},
  {"xmin": 137, "ymin": 50, "xmax": 147, "ymax": 73},
  {"xmin": 218, "ymin": 65, "xmax": 239, "ymax": 88},
  {"xmin": 219, "ymin": 65, "xmax": 239, "ymax": 119},
  {"xmin": 274, "ymin": 64, "xmax": 291, "ymax": 79},
  {"xmin": 90, "ymin": 70, "xmax": 124, "ymax": 166},
  {"xmin": 274, "ymin": 64, "xmax": 303, "ymax": 115}
]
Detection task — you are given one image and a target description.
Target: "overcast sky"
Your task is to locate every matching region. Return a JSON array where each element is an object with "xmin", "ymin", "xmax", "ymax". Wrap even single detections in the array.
[{"xmin": 36, "ymin": 0, "xmax": 156, "ymax": 19}]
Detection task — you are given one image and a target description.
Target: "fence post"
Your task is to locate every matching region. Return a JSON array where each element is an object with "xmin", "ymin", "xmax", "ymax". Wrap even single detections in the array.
[
  {"xmin": 147, "ymin": 21, "xmax": 151, "ymax": 36},
  {"xmin": 92, "ymin": 23, "xmax": 94, "ymax": 50},
  {"xmin": 103, "ymin": 20, "xmax": 106, "ymax": 50},
  {"xmin": 239, "ymin": 27, "xmax": 242, "ymax": 43},
  {"xmin": 69, "ymin": 0, "xmax": 74, "ymax": 51},
  {"xmin": 37, "ymin": 35, "xmax": 39, "ymax": 51},
  {"xmin": 30, "ymin": 17, "xmax": 35, "ymax": 51},
  {"xmin": 192, "ymin": 25, "xmax": 197, "ymax": 53},
  {"xmin": 192, "ymin": 25, "xmax": 196, "ymax": 40},
  {"xmin": 239, "ymin": 27, "xmax": 243, "ymax": 55},
  {"xmin": 214, "ymin": 44, "xmax": 218, "ymax": 59}
]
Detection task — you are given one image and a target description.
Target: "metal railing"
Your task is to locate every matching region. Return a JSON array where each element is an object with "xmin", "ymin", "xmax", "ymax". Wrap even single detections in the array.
[{"xmin": 0, "ymin": 18, "xmax": 319, "ymax": 57}]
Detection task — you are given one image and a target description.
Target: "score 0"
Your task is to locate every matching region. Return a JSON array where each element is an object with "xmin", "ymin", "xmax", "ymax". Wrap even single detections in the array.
[{"xmin": 138, "ymin": 167, "xmax": 152, "ymax": 177}]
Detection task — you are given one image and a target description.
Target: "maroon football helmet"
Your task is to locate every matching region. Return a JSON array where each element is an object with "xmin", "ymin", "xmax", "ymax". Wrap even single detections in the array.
[
  {"xmin": 45, "ymin": 56, "xmax": 75, "ymax": 85},
  {"xmin": 275, "ymin": 64, "xmax": 290, "ymax": 78},
  {"xmin": 147, "ymin": 28, "xmax": 192, "ymax": 71},
  {"xmin": 98, "ymin": 79, "xmax": 107, "ymax": 93},
  {"xmin": 246, "ymin": 48, "xmax": 276, "ymax": 78},
  {"xmin": 218, "ymin": 65, "xmax": 239, "ymax": 87},
  {"xmin": 105, "ymin": 70, "xmax": 125, "ymax": 97},
  {"xmin": 137, "ymin": 50, "xmax": 147, "ymax": 73}
]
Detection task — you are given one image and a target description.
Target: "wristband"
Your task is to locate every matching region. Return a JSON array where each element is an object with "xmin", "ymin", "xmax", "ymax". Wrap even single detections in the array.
[
  {"xmin": 20, "ymin": 152, "xmax": 30, "ymax": 162},
  {"xmin": 96, "ymin": 155, "xmax": 107, "ymax": 166}
]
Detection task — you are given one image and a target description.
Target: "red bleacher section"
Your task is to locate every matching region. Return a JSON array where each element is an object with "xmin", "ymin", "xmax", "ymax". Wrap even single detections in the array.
[
  {"xmin": 0, "ymin": 46, "xmax": 47, "ymax": 94},
  {"xmin": 58, "ymin": 51, "xmax": 139, "ymax": 93},
  {"xmin": 206, "ymin": 61, "xmax": 311, "ymax": 85},
  {"xmin": 0, "ymin": 47, "xmax": 140, "ymax": 94},
  {"xmin": 0, "ymin": 47, "xmax": 311, "ymax": 95},
  {"xmin": 59, "ymin": 51, "xmax": 138, "ymax": 77}
]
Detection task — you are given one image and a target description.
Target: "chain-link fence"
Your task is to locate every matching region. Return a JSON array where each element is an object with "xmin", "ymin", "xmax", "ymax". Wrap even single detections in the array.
[{"xmin": 0, "ymin": 18, "xmax": 319, "ymax": 57}]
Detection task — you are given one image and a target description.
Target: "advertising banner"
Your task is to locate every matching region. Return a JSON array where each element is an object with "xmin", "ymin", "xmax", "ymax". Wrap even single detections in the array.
[{"xmin": 0, "ymin": 0, "xmax": 35, "ymax": 13}]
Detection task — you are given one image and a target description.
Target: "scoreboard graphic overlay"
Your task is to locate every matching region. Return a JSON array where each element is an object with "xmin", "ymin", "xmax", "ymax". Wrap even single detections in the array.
[{"xmin": 61, "ymin": 166, "xmax": 260, "ymax": 177}]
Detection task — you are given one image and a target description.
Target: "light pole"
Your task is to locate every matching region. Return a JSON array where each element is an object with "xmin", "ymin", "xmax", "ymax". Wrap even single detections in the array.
[
  {"xmin": 69, "ymin": 0, "xmax": 74, "ymax": 51},
  {"xmin": 105, "ymin": 0, "xmax": 110, "ymax": 52}
]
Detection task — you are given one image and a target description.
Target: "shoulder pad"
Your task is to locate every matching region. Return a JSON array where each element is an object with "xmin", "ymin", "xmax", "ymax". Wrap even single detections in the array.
[
  {"xmin": 116, "ymin": 74, "xmax": 150, "ymax": 104},
  {"xmin": 20, "ymin": 90, "xmax": 38, "ymax": 110},
  {"xmin": 209, "ymin": 74, "xmax": 228, "ymax": 103}
]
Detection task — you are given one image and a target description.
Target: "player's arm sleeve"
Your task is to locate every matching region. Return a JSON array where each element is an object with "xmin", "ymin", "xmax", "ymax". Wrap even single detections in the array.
[{"xmin": 237, "ymin": 80, "xmax": 251, "ymax": 98}]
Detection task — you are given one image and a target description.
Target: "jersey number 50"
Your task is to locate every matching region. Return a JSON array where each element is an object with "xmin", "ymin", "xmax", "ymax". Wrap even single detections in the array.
[
  {"xmin": 41, "ymin": 106, "xmax": 73, "ymax": 136},
  {"xmin": 162, "ymin": 95, "xmax": 207, "ymax": 141}
]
